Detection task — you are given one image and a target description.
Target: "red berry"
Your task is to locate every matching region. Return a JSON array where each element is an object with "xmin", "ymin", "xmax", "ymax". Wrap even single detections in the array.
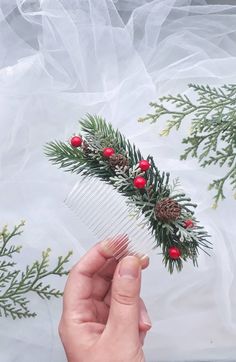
[
  {"xmin": 183, "ymin": 219, "xmax": 194, "ymax": 229},
  {"xmin": 70, "ymin": 136, "xmax": 82, "ymax": 147},
  {"xmin": 139, "ymin": 160, "xmax": 151, "ymax": 171},
  {"xmin": 133, "ymin": 176, "xmax": 147, "ymax": 189},
  {"xmin": 103, "ymin": 147, "xmax": 115, "ymax": 158},
  {"xmin": 168, "ymin": 246, "xmax": 181, "ymax": 260}
]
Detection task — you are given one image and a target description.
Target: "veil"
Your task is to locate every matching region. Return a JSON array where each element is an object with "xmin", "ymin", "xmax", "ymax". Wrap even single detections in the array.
[{"xmin": 0, "ymin": 1, "xmax": 236, "ymax": 360}]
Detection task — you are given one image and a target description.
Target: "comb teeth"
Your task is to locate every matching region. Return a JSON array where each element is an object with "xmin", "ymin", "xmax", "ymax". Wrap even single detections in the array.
[{"xmin": 65, "ymin": 176, "xmax": 156, "ymax": 259}]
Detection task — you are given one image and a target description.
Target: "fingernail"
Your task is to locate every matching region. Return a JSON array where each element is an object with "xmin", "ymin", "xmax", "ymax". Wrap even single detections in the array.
[
  {"xmin": 101, "ymin": 234, "xmax": 128, "ymax": 251},
  {"xmin": 118, "ymin": 256, "xmax": 140, "ymax": 279},
  {"xmin": 100, "ymin": 238, "xmax": 111, "ymax": 250}
]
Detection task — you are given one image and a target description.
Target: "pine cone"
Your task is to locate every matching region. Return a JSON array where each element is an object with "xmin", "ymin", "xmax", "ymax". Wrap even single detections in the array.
[
  {"xmin": 108, "ymin": 153, "xmax": 129, "ymax": 169},
  {"xmin": 155, "ymin": 198, "xmax": 181, "ymax": 222},
  {"xmin": 82, "ymin": 141, "xmax": 91, "ymax": 156}
]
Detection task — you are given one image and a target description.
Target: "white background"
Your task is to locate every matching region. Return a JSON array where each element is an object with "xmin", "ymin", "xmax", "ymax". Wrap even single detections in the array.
[{"xmin": 0, "ymin": 1, "xmax": 236, "ymax": 361}]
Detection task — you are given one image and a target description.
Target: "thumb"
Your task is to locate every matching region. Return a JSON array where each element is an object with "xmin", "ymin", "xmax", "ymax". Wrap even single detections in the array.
[{"xmin": 106, "ymin": 256, "xmax": 141, "ymax": 341}]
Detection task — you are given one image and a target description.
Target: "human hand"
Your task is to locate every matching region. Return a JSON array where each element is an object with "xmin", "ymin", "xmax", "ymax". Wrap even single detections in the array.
[{"xmin": 59, "ymin": 237, "xmax": 152, "ymax": 362}]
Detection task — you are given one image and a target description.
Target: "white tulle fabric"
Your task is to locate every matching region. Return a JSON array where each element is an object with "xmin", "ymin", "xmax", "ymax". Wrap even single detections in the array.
[{"xmin": 0, "ymin": 0, "xmax": 236, "ymax": 361}]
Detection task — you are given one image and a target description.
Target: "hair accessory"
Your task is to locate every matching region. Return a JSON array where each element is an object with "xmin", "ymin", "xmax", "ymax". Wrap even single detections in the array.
[{"xmin": 45, "ymin": 115, "xmax": 211, "ymax": 273}]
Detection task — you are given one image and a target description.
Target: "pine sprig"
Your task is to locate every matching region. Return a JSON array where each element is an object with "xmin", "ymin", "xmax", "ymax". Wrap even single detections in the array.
[
  {"xmin": 45, "ymin": 114, "xmax": 211, "ymax": 273},
  {"xmin": 139, "ymin": 84, "xmax": 236, "ymax": 207},
  {"xmin": 0, "ymin": 222, "xmax": 72, "ymax": 319}
]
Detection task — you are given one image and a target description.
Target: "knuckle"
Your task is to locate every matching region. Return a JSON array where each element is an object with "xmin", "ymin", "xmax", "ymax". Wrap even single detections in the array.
[
  {"xmin": 113, "ymin": 291, "xmax": 136, "ymax": 306},
  {"xmin": 72, "ymin": 263, "xmax": 91, "ymax": 278}
]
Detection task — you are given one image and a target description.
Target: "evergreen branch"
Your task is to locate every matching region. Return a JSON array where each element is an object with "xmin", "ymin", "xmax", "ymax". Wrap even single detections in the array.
[
  {"xmin": 45, "ymin": 141, "xmax": 87, "ymax": 174},
  {"xmin": 0, "ymin": 223, "xmax": 72, "ymax": 319},
  {"xmin": 209, "ymin": 163, "xmax": 236, "ymax": 208},
  {"xmin": 139, "ymin": 83, "xmax": 236, "ymax": 207},
  {"xmin": 0, "ymin": 222, "xmax": 24, "ymax": 258},
  {"xmin": 46, "ymin": 114, "xmax": 211, "ymax": 273},
  {"xmin": 0, "ymin": 299, "xmax": 36, "ymax": 319}
]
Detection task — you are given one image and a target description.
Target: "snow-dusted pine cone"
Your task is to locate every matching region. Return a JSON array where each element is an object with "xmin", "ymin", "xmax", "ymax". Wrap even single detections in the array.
[
  {"xmin": 155, "ymin": 197, "xmax": 181, "ymax": 222},
  {"xmin": 108, "ymin": 153, "xmax": 129, "ymax": 169}
]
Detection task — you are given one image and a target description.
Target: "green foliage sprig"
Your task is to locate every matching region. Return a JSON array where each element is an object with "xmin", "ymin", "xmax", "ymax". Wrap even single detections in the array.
[
  {"xmin": 139, "ymin": 84, "xmax": 236, "ymax": 208},
  {"xmin": 0, "ymin": 221, "xmax": 72, "ymax": 319},
  {"xmin": 45, "ymin": 114, "xmax": 211, "ymax": 273}
]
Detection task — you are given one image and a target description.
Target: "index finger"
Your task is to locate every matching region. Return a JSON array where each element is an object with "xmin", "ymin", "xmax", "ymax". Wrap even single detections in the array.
[{"xmin": 63, "ymin": 235, "xmax": 128, "ymax": 314}]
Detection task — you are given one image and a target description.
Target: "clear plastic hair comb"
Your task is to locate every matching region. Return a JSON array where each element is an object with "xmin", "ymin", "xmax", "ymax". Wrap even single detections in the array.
[
  {"xmin": 46, "ymin": 115, "xmax": 211, "ymax": 272},
  {"xmin": 65, "ymin": 175, "xmax": 156, "ymax": 260}
]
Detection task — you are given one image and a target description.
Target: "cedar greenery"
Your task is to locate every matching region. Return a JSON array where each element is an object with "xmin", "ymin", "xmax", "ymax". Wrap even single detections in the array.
[
  {"xmin": 45, "ymin": 114, "xmax": 211, "ymax": 273},
  {"xmin": 139, "ymin": 83, "xmax": 236, "ymax": 208},
  {"xmin": 0, "ymin": 221, "xmax": 72, "ymax": 319}
]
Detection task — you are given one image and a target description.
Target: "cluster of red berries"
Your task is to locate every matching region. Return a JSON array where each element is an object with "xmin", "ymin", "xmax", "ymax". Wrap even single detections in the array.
[
  {"xmin": 70, "ymin": 137, "xmax": 195, "ymax": 261},
  {"xmin": 102, "ymin": 147, "xmax": 150, "ymax": 188}
]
